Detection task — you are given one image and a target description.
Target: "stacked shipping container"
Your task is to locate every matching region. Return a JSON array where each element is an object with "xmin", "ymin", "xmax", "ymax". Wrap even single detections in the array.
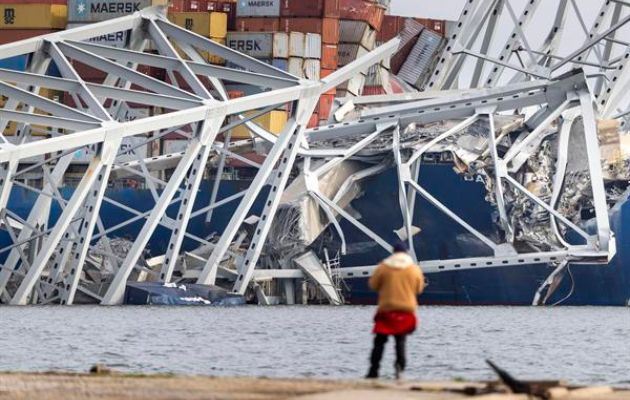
[{"xmin": 0, "ymin": 0, "xmax": 68, "ymax": 137}]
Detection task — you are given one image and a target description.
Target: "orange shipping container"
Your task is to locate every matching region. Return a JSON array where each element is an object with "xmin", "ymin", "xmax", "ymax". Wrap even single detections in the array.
[
  {"xmin": 318, "ymin": 94, "xmax": 335, "ymax": 120},
  {"xmin": 321, "ymin": 44, "xmax": 338, "ymax": 69},
  {"xmin": 319, "ymin": 68, "xmax": 337, "ymax": 96},
  {"xmin": 280, "ymin": 17, "xmax": 339, "ymax": 45},
  {"xmin": 307, "ymin": 112, "xmax": 319, "ymax": 128}
]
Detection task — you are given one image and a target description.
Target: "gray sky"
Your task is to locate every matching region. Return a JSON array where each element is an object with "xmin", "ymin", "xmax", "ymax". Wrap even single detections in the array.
[{"xmin": 390, "ymin": 0, "xmax": 466, "ymax": 20}]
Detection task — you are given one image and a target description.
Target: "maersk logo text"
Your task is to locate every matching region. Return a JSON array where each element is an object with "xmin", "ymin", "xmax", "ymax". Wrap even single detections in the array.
[
  {"xmin": 241, "ymin": 1, "xmax": 275, "ymax": 7},
  {"xmin": 229, "ymin": 40, "xmax": 263, "ymax": 52},
  {"xmin": 89, "ymin": 2, "xmax": 142, "ymax": 14}
]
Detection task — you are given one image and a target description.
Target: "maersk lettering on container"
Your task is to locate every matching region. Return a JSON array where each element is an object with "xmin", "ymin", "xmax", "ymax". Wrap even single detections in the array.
[
  {"xmin": 67, "ymin": 23, "xmax": 129, "ymax": 47},
  {"xmin": 226, "ymin": 32, "xmax": 274, "ymax": 58},
  {"xmin": 68, "ymin": 0, "xmax": 152, "ymax": 22},
  {"xmin": 236, "ymin": 0, "xmax": 280, "ymax": 17}
]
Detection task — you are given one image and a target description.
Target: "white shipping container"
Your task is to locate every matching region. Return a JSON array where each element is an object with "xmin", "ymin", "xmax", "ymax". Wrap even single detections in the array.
[
  {"xmin": 304, "ymin": 33, "xmax": 321, "ymax": 59},
  {"xmin": 162, "ymin": 139, "xmax": 189, "ymax": 154},
  {"xmin": 361, "ymin": 28, "xmax": 377, "ymax": 49},
  {"xmin": 73, "ymin": 136, "xmax": 149, "ymax": 163},
  {"xmin": 226, "ymin": 32, "xmax": 274, "ymax": 58},
  {"xmin": 288, "ymin": 57, "xmax": 304, "ymax": 78},
  {"xmin": 338, "ymin": 74, "xmax": 366, "ymax": 96},
  {"xmin": 67, "ymin": 23, "xmax": 128, "ymax": 48},
  {"xmin": 303, "ymin": 59, "xmax": 320, "ymax": 80},
  {"xmin": 272, "ymin": 32, "xmax": 289, "ymax": 59},
  {"xmin": 289, "ymin": 32, "xmax": 305, "ymax": 58}
]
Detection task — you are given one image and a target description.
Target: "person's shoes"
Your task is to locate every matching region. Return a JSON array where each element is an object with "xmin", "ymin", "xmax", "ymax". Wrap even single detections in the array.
[
  {"xmin": 394, "ymin": 364, "xmax": 404, "ymax": 381},
  {"xmin": 365, "ymin": 369, "xmax": 378, "ymax": 379}
]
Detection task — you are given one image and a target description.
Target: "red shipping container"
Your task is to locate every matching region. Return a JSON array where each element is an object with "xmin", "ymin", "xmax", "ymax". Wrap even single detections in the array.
[
  {"xmin": 321, "ymin": 44, "xmax": 338, "ymax": 69},
  {"xmin": 169, "ymin": 0, "xmax": 207, "ymax": 12},
  {"xmin": 339, "ymin": 0, "xmax": 385, "ymax": 30},
  {"xmin": 234, "ymin": 17, "xmax": 280, "ymax": 32},
  {"xmin": 0, "ymin": 29, "xmax": 59, "ymax": 44},
  {"xmin": 415, "ymin": 18, "xmax": 446, "ymax": 35},
  {"xmin": 206, "ymin": 1, "xmax": 236, "ymax": 30},
  {"xmin": 280, "ymin": 17, "xmax": 339, "ymax": 44},
  {"xmin": 280, "ymin": 0, "xmax": 339, "ymax": 18},
  {"xmin": 362, "ymin": 85, "xmax": 386, "ymax": 96},
  {"xmin": 318, "ymin": 94, "xmax": 335, "ymax": 120},
  {"xmin": 377, "ymin": 15, "xmax": 403, "ymax": 42},
  {"xmin": 319, "ymin": 68, "xmax": 337, "ymax": 95}
]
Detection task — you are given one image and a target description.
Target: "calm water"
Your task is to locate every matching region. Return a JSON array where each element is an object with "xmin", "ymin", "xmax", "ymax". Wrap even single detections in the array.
[{"xmin": 0, "ymin": 306, "xmax": 628, "ymax": 385}]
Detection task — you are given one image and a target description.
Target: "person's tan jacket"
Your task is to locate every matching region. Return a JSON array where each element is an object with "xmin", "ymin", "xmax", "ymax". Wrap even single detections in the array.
[{"xmin": 368, "ymin": 252, "xmax": 425, "ymax": 313}]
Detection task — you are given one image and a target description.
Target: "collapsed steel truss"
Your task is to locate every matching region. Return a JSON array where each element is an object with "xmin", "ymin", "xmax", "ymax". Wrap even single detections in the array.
[{"xmin": 0, "ymin": 1, "xmax": 627, "ymax": 305}]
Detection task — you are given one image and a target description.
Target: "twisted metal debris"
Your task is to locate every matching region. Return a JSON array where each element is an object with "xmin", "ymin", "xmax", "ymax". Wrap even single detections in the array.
[{"xmin": 0, "ymin": 1, "xmax": 629, "ymax": 305}]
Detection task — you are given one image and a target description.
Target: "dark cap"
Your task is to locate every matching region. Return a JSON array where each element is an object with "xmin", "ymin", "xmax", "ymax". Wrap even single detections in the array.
[{"xmin": 393, "ymin": 241, "xmax": 408, "ymax": 253}]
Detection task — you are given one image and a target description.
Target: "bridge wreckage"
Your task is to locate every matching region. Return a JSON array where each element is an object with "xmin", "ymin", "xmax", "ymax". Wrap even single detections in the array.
[{"xmin": 0, "ymin": 0, "xmax": 629, "ymax": 305}]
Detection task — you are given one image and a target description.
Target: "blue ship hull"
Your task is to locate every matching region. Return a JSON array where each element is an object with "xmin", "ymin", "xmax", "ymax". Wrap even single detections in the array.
[
  {"xmin": 333, "ymin": 164, "xmax": 630, "ymax": 306},
  {"xmin": 1, "ymin": 164, "xmax": 628, "ymax": 306}
]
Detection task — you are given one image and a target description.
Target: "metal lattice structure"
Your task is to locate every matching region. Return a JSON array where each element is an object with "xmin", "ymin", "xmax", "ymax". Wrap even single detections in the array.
[{"xmin": 0, "ymin": 1, "xmax": 627, "ymax": 305}]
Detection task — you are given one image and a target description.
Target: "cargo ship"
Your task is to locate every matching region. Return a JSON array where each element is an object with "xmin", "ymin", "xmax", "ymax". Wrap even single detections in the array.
[{"xmin": 1, "ymin": 0, "xmax": 629, "ymax": 306}]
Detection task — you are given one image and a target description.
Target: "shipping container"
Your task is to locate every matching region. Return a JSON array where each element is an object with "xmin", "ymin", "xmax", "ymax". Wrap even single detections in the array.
[
  {"xmin": 288, "ymin": 31, "xmax": 304, "ymax": 58},
  {"xmin": 0, "ymin": 28, "xmax": 59, "ymax": 44},
  {"xmin": 162, "ymin": 138, "xmax": 189, "ymax": 154},
  {"xmin": 280, "ymin": 0, "xmax": 338, "ymax": 18},
  {"xmin": 339, "ymin": 0, "xmax": 385, "ymax": 30},
  {"xmin": 397, "ymin": 28, "xmax": 444, "ymax": 88},
  {"xmin": 337, "ymin": 43, "xmax": 368, "ymax": 67},
  {"xmin": 390, "ymin": 18, "xmax": 424, "ymax": 74},
  {"xmin": 74, "ymin": 136, "xmax": 150, "ymax": 163},
  {"xmin": 280, "ymin": 17, "xmax": 339, "ymax": 45},
  {"xmin": 303, "ymin": 59, "xmax": 320, "ymax": 80},
  {"xmin": 0, "ymin": 4, "xmax": 67, "ymax": 29},
  {"xmin": 0, "ymin": 0, "xmax": 66, "ymax": 3},
  {"xmin": 68, "ymin": 0, "xmax": 166, "ymax": 22},
  {"xmin": 272, "ymin": 58, "xmax": 288, "ymax": 71},
  {"xmin": 66, "ymin": 23, "xmax": 129, "ymax": 48},
  {"xmin": 319, "ymin": 68, "xmax": 337, "ymax": 95},
  {"xmin": 304, "ymin": 33, "xmax": 321, "ymax": 59},
  {"xmin": 168, "ymin": 11, "xmax": 228, "ymax": 38},
  {"xmin": 377, "ymin": 15, "xmax": 400, "ymax": 42},
  {"xmin": 317, "ymin": 93, "xmax": 334, "ymax": 120},
  {"xmin": 321, "ymin": 44, "xmax": 338, "ymax": 69},
  {"xmin": 0, "ymin": 54, "xmax": 28, "ymax": 71},
  {"xmin": 272, "ymin": 31, "xmax": 288, "ymax": 58},
  {"xmin": 415, "ymin": 17, "xmax": 446, "ymax": 35},
  {"xmin": 307, "ymin": 112, "xmax": 319, "ymax": 128},
  {"xmin": 337, "ymin": 73, "xmax": 365, "ymax": 96},
  {"xmin": 234, "ymin": 16, "xmax": 279, "ymax": 31},
  {"xmin": 207, "ymin": 37, "xmax": 227, "ymax": 64},
  {"xmin": 231, "ymin": 110, "xmax": 287, "ymax": 139},
  {"xmin": 287, "ymin": 56, "xmax": 303, "ymax": 78},
  {"xmin": 226, "ymin": 31, "xmax": 274, "ymax": 58},
  {"xmin": 339, "ymin": 20, "xmax": 369, "ymax": 44},
  {"xmin": 236, "ymin": 0, "xmax": 280, "ymax": 17}
]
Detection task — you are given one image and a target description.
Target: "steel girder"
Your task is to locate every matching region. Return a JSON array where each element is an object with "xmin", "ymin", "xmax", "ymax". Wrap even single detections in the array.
[
  {"xmin": 424, "ymin": 0, "xmax": 630, "ymax": 123},
  {"xmin": 0, "ymin": 3, "xmax": 620, "ymax": 305},
  {"xmin": 0, "ymin": 6, "xmax": 399, "ymax": 304}
]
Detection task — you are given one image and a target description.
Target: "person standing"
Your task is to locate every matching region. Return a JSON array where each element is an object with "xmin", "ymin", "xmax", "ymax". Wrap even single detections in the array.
[{"xmin": 366, "ymin": 242, "xmax": 425, "ymax": 380}]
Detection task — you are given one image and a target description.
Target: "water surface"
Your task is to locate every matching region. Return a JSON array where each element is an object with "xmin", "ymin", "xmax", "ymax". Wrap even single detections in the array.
[{"xmin": 0, "ymin": 306, "xmax": 628, "ymax": 385}]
